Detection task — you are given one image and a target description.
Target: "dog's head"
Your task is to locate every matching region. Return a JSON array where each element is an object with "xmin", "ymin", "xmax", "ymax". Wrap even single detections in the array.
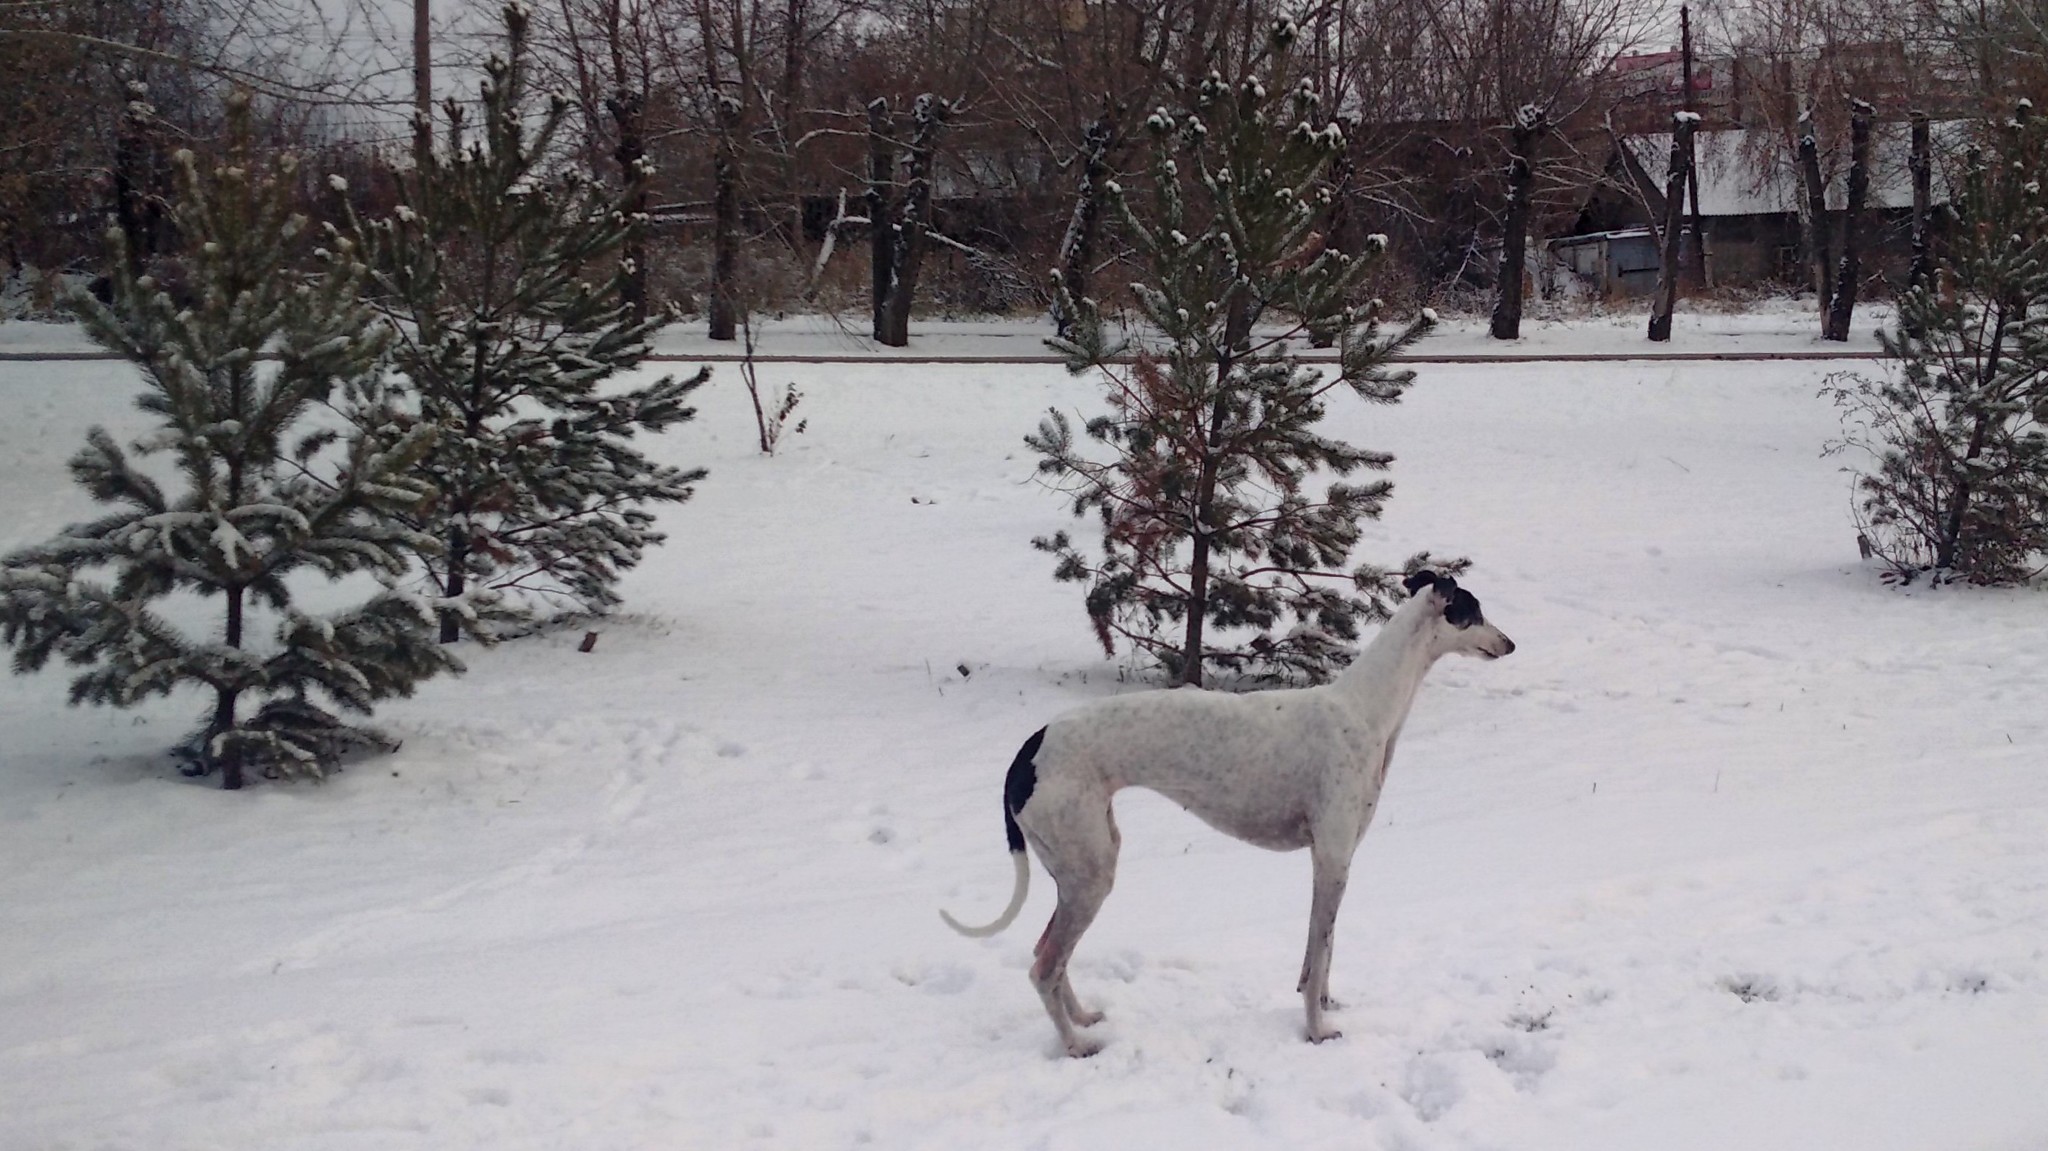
[{"xmin": 1403, "ymin": 570, "xmax": 1516, "ymax": 659}]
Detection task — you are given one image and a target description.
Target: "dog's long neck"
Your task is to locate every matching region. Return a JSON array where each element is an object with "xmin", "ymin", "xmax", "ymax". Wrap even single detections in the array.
[{"xmin": 1333, "ymin": 597, "xmax": 1440, "ymax": 728}]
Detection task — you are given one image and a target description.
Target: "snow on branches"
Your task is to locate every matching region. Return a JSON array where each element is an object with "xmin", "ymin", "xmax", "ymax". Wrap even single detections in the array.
[
  {"xmin": 1033, "ymin": 22, "xmax": 1457, "ymax": 687},
  {"xmin": 0, "ymin": 111, "xmax": 459, "ymax": 789},
  {"xmin": 352, "ymin": 4, "xmax": 707, "ymax": 643}
]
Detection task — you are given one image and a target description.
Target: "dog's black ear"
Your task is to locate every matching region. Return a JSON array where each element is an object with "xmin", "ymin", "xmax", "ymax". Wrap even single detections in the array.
[
  {"xmin": 1402, "ymin": 570, "xmax": 1438, "ymax": 594},
  {"xmin": 1446, "ymin": 587, "xmax": 1484, "ymax": 628}
]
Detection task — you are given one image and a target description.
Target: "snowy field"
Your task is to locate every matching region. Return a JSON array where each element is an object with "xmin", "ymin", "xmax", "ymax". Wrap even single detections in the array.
[{"xmin": 2, "ymin": 346, "xmax": 2046, "ymax": 1150}]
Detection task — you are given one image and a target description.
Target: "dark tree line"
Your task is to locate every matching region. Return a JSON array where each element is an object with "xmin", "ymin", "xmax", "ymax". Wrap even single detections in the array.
[{"xmin": 6, "ymin": 0, "xmax": 2042, "ymax": 338}]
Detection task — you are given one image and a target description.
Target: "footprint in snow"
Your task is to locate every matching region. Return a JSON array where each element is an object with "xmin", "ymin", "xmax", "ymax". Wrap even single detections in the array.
[
  {"xmin": 1484, "ymin": 1033, "xmax": 1558, "ymax": 1090},
  {"xmin": 1399, "ymin": 1055, "xmax": 1467, "ymax": 1123},
  {"xmin": 892, "ymin": 962, "xmax": 974, "ymax": 994},
  {"xmin": 1719, "ymin": 973, "xmax": 1782, "ymax": 1003}
]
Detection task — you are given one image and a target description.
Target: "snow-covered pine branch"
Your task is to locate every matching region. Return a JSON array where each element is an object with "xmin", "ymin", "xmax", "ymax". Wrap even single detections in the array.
[
  {"xmin": 1029, "ymin": 21, "xmax": 1451, "ymax": 687},
  {"xmin": 0, "ymin": 100, "xmax": 459, "ymax": 790},
  {"xmin": 353, "ymin": 8, "xmax": 709, "ymax": 644}
]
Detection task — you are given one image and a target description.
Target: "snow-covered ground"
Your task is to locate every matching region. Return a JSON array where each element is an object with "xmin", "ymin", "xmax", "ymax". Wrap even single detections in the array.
[{"xmin": 3, "ymin": 341, "xmax": 2045, "ymax": 1149}]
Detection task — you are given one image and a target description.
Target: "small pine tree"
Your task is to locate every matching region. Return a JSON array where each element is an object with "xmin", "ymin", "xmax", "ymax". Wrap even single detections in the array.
[
  {"xmin": 0, "ymin": 104, "xmax": 457, "ymax": 789},
  {"xmin": 359, "ymin": 4, "xmax": 707, "ymax": 642},
  {"xmin": 1030, "ymin": 20, "xmax": 1458, "ymax": 687},
  {"xmin": 1827, "ymin": 102, "xmax": 2048, "ymax": 583}
]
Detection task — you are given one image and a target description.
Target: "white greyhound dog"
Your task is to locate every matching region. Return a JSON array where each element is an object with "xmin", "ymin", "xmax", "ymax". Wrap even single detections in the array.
[{"xmin": 941, "ymin": 570, "xmax": 1515, "ymax": 1056}]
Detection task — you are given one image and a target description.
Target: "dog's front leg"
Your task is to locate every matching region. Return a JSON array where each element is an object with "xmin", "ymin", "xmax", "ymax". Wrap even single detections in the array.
[{"xmin": 1301, "ymin": 844, "xmax": 1351, "ymax": 1043}]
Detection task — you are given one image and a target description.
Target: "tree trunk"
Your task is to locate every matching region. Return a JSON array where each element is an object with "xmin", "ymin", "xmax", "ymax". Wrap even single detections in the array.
[
  {"xmin": 608, "ymin": 89, "xmax": 649, "ymax": 324},
  {"xmin": 413, "ymin": 0, "xmax": 433, "ymax": 165},
  {"xmin": 216, "ymin": 391, "xmax": 249, "ymax": 790},
  {"xmin": 1824, "ymin": 100, "xmax": 1873, "ymax": 342},
  {"xmin": 708, "ymin": 95, "xmax": 740, "ymax": 341},
  {"xmin": 1908, "ymin": 110, "xmax": 1933, "ymax": 294},
  {"xmin": 1052, "ymin": 117, "xmax": 1112, "ymax": 340},
  {"xmin": 215, "ymin": 586, "xmax": 244, "ymax": 790},
  {"xmin": 1179, "ymin": 300, "xmax": 1256, "ymax": 686},
  {"xmin": 1490, "ymin": 112, "xmax": 1542, "ymax": 340},
  {"xmin": 1649, "ymin": 115, "xmax": 1696, "ymax": 342},
  {"xmin": 779, "ymin": 0, "xmax": 806, "ymax": 143},
  {"xmin": 1938, "ymin": 417, "xmax": 1994, "ymax": 571},
  {"xmin": 1797, "ymin": 112, "xmax": 1833, "ymax": 308},
  {"xmin": 212, "ymin": 687, "xmax": 243, "ymax": 789},
  {"xmin": 1181, "ymin": 386, "xmax": 1230, "ymax": 688},
  {"xmin": 1936, "ymin": 306, "xmax": 2011, "ymax": 570},
  {"xmin": 439, "ymin": 523, "xmax": 467, "ymax": 644},
  {"xmin": 867, "ymin": 97, "xmax": 895, "ymax": 343},
  {"xmin": 1680, "ymin": 4, "xmax": 1709, "ymax": 288},
  {"xmin": 1181, "ymin": 439, "xmax": 1216, "ymax": 687},
  {"xmin": 879, "ymin": 94, "xmax": 947, "ymax": 348},
  {"xmin": 1182, "ymin": 0, "xmax": 1218, "ymax": 92},
  {"xmin": 777, "ymin": 0, "xmax": 808, "ymax": 248},
  {"xmin": 112, "ymin": 80, "xmax": 160, "ymax": 278}
]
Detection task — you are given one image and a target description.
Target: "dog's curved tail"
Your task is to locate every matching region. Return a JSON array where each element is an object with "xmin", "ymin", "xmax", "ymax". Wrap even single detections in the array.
[
  {"xmin": 939, "ymin": 727, "xmax": 1044, "ymax": 938},
  {"xmin": 940, "ymin": 851, "xmax": 1029, "ymax": 937}
]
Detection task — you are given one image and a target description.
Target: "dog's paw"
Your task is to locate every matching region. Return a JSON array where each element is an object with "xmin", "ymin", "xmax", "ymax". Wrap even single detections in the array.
[
  {"xmin": 1070, "ymin": 1006, "xmax": 1105, "ymax": 1027},
  {"xmin": 1065, "ymin": 1036, "xmax": 1106, "ymax": 1058},
  {"xmin": 1307, "ymin": 1024, "xmax": 1345, "ymax": 1044}
]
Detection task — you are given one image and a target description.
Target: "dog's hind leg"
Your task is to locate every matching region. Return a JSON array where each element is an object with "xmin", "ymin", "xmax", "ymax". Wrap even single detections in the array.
[
  {"xmin": 1059, "ymin": 975, "xmax": 1103, "ymax": 1028},
  {"xmin": 1300, "ymin": 841, "xmax": 1352, "ymax": 1043},
  {"xmin": 1023, "ymin": 798, "xmax": 1119, "ymax": 1057},
  {"xmin": 1032, "ymin": 876, "xmax": 1113, "ymax": 1056}
]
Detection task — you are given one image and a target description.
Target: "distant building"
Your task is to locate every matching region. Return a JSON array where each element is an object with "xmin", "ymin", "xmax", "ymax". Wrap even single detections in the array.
[{"xmin": 1554, "ymin": 122, "xmax": 1965, "ymax": 294}]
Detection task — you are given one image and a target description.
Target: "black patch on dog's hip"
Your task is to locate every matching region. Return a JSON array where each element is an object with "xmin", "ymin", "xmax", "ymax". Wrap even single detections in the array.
[{"xmin": 1003, "ymin": 727, "xmax": 1047, "ymax": 854}]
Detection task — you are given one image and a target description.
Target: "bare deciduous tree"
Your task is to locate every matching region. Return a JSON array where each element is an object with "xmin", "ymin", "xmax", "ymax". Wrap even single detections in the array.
[
  {"xmin": 1649, "ymin": 111, "xmax": 1698, "ymax": 341},
  {"xmin": 1823, "ymin": 96, "xmax": 1873, "ymax": 339},
  {"xmin": 1, "ymin": 0, "xmax": 406, "ymax": 278},
  {"xmin": 1703, "ymin": 0, "xmax": 1916, "ymax": 323},
  {"xmin": 1408, "ymin": 0, "xmax": 1652, "ymax": 337}
]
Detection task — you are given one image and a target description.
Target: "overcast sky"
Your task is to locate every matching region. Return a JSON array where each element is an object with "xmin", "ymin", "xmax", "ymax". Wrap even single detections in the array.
[{"xmin": 277, "ymin": 0, "xmax": 499, "ymax": 145}]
